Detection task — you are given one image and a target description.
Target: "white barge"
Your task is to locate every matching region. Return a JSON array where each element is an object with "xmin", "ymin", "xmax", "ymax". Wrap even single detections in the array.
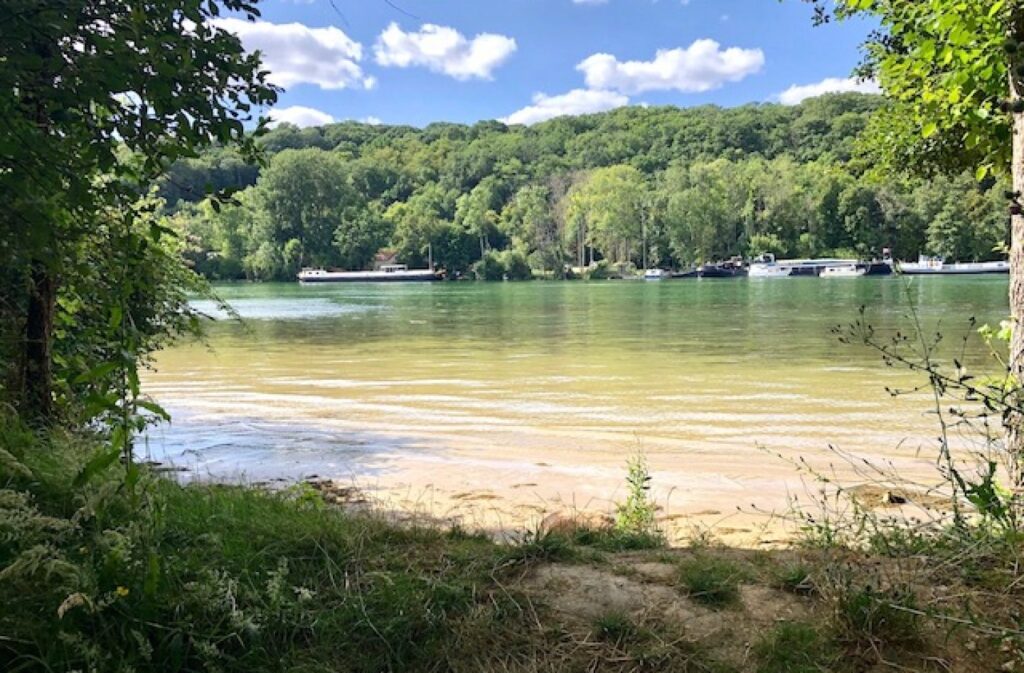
[
  {"xmin": 897, "ymin": 256, "xmax": 1009, "ymax": 275},
  {"xmin": 748, "ymin": 253, "xmax": 892, "ymax": 278},
  {"xmin": 298, "ymin": 265, "xmax": 439, "ymax": 283}
]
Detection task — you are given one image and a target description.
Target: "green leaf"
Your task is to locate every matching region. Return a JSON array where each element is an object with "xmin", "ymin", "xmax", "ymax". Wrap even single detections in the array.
[
  {"xmin": 74, "ymin": 362, "xmax": 119, "ymax": 385},
  {"xmin": 72, "ymin": 444, "xmax": 121, "ymax": 488},
  {"xmin": 144, "ymin": 552, "xmax": 161, "ymax": 597},
  {"xmin": 136, "ymin": 399, "xmax": 171, "ymax": 421}
]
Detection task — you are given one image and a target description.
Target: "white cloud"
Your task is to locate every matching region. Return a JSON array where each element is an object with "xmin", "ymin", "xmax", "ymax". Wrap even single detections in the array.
[
  {"xmin": 577, "ymin": 39, "xmax": 764, "ymax": 95},
  {"xmin": 778, "ymin": 76, "xmax": 881, "ymax": 105},
  {"xmin": 212, "ymin": 18, "xmax": 370, "ymax": 90},
  {"xmin": 268, "ymin": 105, "xmax": 335, "ymax": 128},
  {"xmin": 374, "ymin": 23, "xmax": 516, "ymax": 80},
  {"xmin": 573, "ymin": 0, "xmax": 609, "ymax": 4},
  {"xmin": 501, "ymin": 89, "xmax": 629, "ymax": 125},
  {"xmin": 361, "ymin": 116, "xmax": 384, "ymax": 125}
]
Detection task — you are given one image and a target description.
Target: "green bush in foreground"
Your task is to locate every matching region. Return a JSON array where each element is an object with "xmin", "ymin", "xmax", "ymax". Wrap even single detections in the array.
[{"xmin": 0, "ymin": 422, "xmax": 520, "ymax": 673}]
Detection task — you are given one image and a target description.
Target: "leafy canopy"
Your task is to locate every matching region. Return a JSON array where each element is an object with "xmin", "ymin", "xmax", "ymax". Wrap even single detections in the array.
[{"xmin": 806, "ymin": 0, "xmax": 1014, "ymax": 179}]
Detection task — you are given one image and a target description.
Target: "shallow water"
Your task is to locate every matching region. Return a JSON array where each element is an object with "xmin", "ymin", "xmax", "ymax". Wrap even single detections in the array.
[{"xmin": 143, "ymin": 277, "xmax": 1009, "ymax": 539}]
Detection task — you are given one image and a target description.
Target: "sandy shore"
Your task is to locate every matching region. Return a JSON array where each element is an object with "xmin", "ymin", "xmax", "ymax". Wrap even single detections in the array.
[{"xmin": 146, "ymin": 410, "xmax": 955, "ymax": 547}]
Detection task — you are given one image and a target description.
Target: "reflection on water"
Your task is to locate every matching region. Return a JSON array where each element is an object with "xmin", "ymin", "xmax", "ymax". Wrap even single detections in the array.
[{"xmin": 143, "ymin": 277, "xmax": 1008, "ymax": 535}]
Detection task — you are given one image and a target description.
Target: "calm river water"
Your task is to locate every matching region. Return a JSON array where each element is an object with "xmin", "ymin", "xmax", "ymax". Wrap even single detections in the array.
[{"xmin": 143, "ymin": 277, "xmax": 1008, "ymax": 541}]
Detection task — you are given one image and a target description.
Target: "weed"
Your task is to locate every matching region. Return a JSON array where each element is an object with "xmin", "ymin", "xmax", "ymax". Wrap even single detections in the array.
[
  {"xmin": 833, "ymin": 583, "xmax": 921, "ymax": 647},
  {"xmin": 753, "ymin": 621, "xmax": 837, "ymax": 673},
  {"xmin": 677, "ymin": 555, "xmax": 746, "ymax": 607},
  {"xmin": 573, "ymin": 524, "xmax": 665, "ymax": 551},
  {"xmin": 593, "ymin": 610, "xmax": 642, "ymax": 645},
  {"xmin": 616, "ymin": 452, "xmax": 659, "ymax": 537},
  {"xmin": 501, "ymin": 528, "xmax": 577, "ymax": 565},
  {"xmin": 772, "ymin": 562, "xmax": 816, "ymax": 596}
]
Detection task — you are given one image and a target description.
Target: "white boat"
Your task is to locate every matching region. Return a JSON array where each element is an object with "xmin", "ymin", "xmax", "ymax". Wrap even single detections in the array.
[
  {"xmin": 820, "ymin": 264, "xmax": 868, "ymax": 278},
  {"xmin": 298, "ymin": 265, "xmax": 439, "ymax": 283},
  {"xmin": 748, "ymin": 253, "xmax": 854, "ymax": 278},
  {"xmin": 748, "ymin": 253, "xmax": 890, "ymax": 278},
  {"xmin": 898, "ymin": 256, "xmax": 1009, "ymax": 276},
  {"xmin": 643, "ymin": 268, "xmax": 669, "ymax": 281},
  {"xmin": 747, "ymin": 262, "xmax": 793, "ymax": 278}
]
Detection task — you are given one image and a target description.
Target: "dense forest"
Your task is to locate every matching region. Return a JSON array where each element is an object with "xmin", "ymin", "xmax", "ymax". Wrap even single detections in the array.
[{"xmin": 166, "ymin": 93, "xmax": 1008, "ymax": 280}]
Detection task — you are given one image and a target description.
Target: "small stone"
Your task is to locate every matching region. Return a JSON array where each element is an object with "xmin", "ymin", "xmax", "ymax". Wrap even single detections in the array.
[{"xmin": 882, "ymin": 491, "xmax": 908, "ymax": 505}]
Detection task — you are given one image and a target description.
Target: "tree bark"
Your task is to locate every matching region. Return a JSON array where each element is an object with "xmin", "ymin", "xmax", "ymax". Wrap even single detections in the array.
[
  {"xmin": 22, "ymin": 260, "xmax": 56, "ymax": 421},
  {"xmin": 1009, "ymin": 10, "xmax": 1024, "ymax": 493}
]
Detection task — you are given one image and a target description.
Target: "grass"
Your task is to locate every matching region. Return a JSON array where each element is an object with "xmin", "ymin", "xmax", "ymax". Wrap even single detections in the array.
[
  {"xmin": 752, "ymin": 621, "xmax": 837, "ymax": 673},
  {"xmin": 832, "ymin": 584, "xmax": 922, "ymax": 648},
  {"xmin": 593, "ymin": 610, "xmax": 644, "ymax": 645},
  {"xmin": 0, "ymin": 422, "xmax": 548, "ymax": 673},
  {"xmin": 3, "ymin": 417, "xmax": 1022, "ymax": 672},
  {"xmin": 677, "ymin": 555, "xmax": 747, "ymax": 607},
  {"xmin": 572, "ymin": 524, "xmax": 665, "ymax": 552},
  {"xmin": 771, "ymin": 562, "xmax": 816, "ymax": 596}
]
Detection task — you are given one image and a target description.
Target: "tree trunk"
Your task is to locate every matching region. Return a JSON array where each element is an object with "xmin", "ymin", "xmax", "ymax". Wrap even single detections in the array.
[
  {"xmin": 23, "ymin": 261, "xmax": 57, "ymax": 421},
  {"xmin": 1010, "ymin": 11, "xmax": 1024, "ymax": 494}
]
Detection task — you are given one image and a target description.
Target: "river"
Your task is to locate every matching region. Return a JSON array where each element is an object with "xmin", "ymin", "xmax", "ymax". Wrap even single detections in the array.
[{"xmin": 143, "ymin": 276, "xmax": 1008, "ymax": 543}]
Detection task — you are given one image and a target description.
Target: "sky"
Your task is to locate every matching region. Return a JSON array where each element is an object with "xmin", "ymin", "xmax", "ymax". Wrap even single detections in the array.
[{"xmin": 225, "ymin": 0, "xmax": 880, "ymax": 128}]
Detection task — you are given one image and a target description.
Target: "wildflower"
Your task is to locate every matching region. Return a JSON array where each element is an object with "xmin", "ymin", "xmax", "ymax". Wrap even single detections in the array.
[{"xmin": 115, "ymin": 586, "xmax": 130, "ymax": 598}]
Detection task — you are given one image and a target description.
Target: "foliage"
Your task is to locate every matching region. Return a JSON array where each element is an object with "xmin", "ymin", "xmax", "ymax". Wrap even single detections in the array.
[
  {"xmin": 615, "ymin": 453, "xmax": 659, "ymax": 538},
  {"xmin": 805, "ymin": 0, "xmax": 1014, "ymax": 180},
  {"xmin": 165, "ymin": 94, "xmax": 1011, "ymax": 281},
  {"xmin": 0, "ymin": 0, "xmax": 277, "ymax": 418},
  {"xmin": 836, "ymin": 304, "xmax": 1023, "ymax": 530},
  {"xmin": 0, "ymin": 417, "xmax": 525, "ymax": 673}
]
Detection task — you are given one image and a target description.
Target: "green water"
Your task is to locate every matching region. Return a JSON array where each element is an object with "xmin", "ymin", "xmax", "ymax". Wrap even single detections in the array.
[{"xmin": 144, "ymin": 277, "xmax": 1008, "ymax": 498}]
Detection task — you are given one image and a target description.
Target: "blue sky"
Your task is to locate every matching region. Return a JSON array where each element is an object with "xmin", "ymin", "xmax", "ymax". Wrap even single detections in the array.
[{"xmin": 227, "ymin": 0, "xmax": 878, "ymax": 128}]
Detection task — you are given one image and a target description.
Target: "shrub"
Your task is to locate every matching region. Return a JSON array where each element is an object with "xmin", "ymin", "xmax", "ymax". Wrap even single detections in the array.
[
  {"xmin": 472, "ymin": 250, "xmax": 506, "ymax": 281},
  {"xmin": 501, "ymin": 250, "xmax": 533, "ymax": 280},
  {"xmin": 615, "ymin": 453, "xmax": 659, "ymax": 538}
]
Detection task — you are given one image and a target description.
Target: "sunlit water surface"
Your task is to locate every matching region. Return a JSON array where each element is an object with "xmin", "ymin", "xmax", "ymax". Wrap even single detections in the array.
[{"xmin": 143, "ymin": 278, "xmax": 1009, "ymax": 541}]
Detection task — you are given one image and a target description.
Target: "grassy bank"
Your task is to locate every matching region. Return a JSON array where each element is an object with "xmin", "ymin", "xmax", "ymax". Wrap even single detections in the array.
[{"xmin": 2, "ymin": 422, "xmax": 1023, "ymax": 672}]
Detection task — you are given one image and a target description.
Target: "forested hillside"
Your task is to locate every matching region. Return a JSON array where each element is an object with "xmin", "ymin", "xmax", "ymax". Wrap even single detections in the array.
[{"xmin": 165, "ymin": 94, "xmax": 1009, "ymax": 280}]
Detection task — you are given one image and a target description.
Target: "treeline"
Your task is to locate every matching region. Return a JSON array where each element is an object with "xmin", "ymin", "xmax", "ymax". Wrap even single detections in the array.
[{"xmin": 165, "ymin": 94, "xmax": 1009, "ymax": 280}]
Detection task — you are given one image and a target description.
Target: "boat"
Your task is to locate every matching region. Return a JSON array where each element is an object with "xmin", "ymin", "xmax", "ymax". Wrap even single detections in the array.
[
  {"xmin": 298, "ymin": 264, "xmax": 440, "ymax": 283},
  {"xmin": 897, "ymin": 255, "xmax": 1009, "ymax": 275},
  {"xmin": 748, "ymin": 253, "xmax": 892, "ymax": 278},
  {"xmin": 698, "ymin": 258, "xmax": 747, "ymax": 278},
  {"xmin": 820, "ymin": 264, "xmax": 868, "ymax": 278},
  {"xmin": 643, "ymin": 268, "xmax": 669, "ymax": 281}
]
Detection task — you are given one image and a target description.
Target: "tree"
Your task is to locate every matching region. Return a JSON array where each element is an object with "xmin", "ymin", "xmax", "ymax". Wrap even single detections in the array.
[
  {"xmin": 565, "ymin": 166, "xmax": 647, "ymax": 265},
  {"xmin": 0, "ymin": 0, "xmax": 276, "ymax": 420},
  {"xmin": 334, "ymin": 204, "xmax": 393, "ymax": 271},
  {"xmin": 662, "ymin": 160, "xmax": 745, "ymax": 264},
  {"xmin": 803, "ymin": 0, "xmax": 1024, "ymax": 473},
  {"xmin": 255, "ymin": 149, "xmax": 356, "ymax": 271},
  {"xmin": 455, "ymin": 177, "xmax": 503, "ymax": 255},
  {"xmin": 501, "ymin": 185, "xmax": 564, "ymax": 272}
]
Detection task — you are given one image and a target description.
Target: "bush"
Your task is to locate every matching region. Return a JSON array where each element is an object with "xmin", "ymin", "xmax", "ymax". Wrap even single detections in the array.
[
  {"xmin": 0, "ymin": 420, "xmax": 517, "ymax": 673},
  {"xmin": 584, "ymin": 260, "xmax": 613, "ymax": 280},
  {"xmin": 501, "ymin": 250, "xmax": 533, "ymax": 280},
  {"xmin": 472, "ymin": 250, "xmax": 505, "ymax": 281}
]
